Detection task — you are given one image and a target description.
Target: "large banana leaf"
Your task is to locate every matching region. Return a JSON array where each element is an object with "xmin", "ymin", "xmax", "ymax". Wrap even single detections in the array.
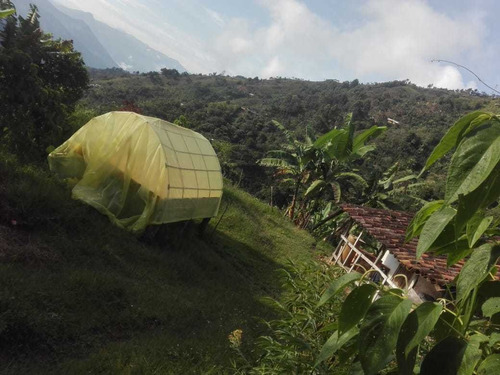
[{"xmin": 353, "ymin": 125, "xmax": 387, "ymax": 154}]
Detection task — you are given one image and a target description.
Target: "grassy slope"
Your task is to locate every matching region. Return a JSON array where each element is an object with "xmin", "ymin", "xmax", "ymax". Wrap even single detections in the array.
[{"xmin": 0, "ymin": 152, "xmax": 328, "ymax": 374}]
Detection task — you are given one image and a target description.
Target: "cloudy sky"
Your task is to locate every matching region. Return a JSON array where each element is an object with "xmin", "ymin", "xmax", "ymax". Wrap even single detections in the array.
[{"xmin": 53, "ymin": 0, "xmax": 499, "ymax": 92}]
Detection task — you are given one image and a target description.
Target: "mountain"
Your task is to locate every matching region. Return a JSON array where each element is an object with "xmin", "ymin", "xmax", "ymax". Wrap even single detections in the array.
[
  {"xmin": 13, "ymin": 0, "xmax": 116, "ymax": 68},
  {"xmin": 12, "ymin": 0, "xmax": 186, "ymax": 72},
  {"xmin": 56, "ymin": 4, "xmax": 186, "ymax": 73}
]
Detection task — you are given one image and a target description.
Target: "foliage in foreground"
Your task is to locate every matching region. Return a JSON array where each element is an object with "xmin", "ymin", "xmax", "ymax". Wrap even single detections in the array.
[
  {"xmin": 0, "ymin": 3, "xmax": 88, "ymax": 161},
  {"xmin": 316, "ymin": 112, "xmax": 500, "ymax": 374},
  {"xmin": 231, "ymin": 261, "xmax": 348, "ymax": 374}
]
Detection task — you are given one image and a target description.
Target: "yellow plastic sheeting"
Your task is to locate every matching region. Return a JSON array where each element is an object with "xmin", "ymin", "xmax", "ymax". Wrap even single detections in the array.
[{"xmin": 48, "ymin": 111, "xmax": 223, "ymax": 232}]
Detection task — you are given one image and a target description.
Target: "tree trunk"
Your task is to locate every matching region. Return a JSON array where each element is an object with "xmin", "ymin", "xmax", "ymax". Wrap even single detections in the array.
[{"xmin": 289, "ymin": 179, "xmax": 300, "ymax": 220}]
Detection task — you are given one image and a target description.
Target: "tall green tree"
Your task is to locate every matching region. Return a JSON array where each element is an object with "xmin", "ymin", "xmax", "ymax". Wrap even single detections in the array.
[{"xmin": 0, "ymin": 4, "xmax": 88, "ymax": 161}]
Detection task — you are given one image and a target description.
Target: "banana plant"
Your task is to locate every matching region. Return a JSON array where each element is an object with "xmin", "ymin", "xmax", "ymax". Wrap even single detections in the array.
[
  {"xmin": 258, "ymin": 120, "xmax": 316, "ymax": 219},
  {"xmin": 304, "ymin": 114, "xmax": 386, "ymax": 202},
  {"xmin": 363, "ymin": 161, "xmax": 427, "ymax": 210}
]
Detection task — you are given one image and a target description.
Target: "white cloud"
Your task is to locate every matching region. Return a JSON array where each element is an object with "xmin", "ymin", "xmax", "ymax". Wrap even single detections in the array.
[
  {"xmin": 204, "ymin": 7, "xmax": 225, "ymax": 28},
  {"xmin": 55, "ymin": 0, "xmax": 487, "ymax": 89},
  {"xmin": 331, "ymin": 0, "xmax": 484, "ymax": 89},
  {"xmin": 211, "ymin": 0, "xmax": 485, "ymax": 88}
]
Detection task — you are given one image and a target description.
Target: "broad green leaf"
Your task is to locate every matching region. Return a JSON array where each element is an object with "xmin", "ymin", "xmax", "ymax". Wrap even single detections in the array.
[
  {"xmin": 338, "ymin": 284, "xmax": 377, "ymax": 335},
  {"xmin": 489, "ymin": 332, "xmax": 500, "ymax": 347},
  {"xmin": 393, "ymin": 174, "xmax": 418, "ymax": 184},
  {"xmin": 313, "ymin": 128, "xmax": 344, "ymax": 149},
  {"xmin": 402, "ymin": 302, "xmax": 443, "ymax": 358},
  {"xmin": 317, "ymin": 272, "xmax": 362, "ymax": 307},
  {"xmin": 336, "ymin": 172, "xmax": 368, "ymax": 188},
  {"xmin": 352, "ymin": 145, "xmax": 375, "ymax": 158},
  {"xmin": 458, "ymin": 334, "xmax": 489, "ymax": 375},
  {"xmin": 482, "ymin": 297, "xmax": 500, "ymax": 318},
  {"xmin": 396, "ymin": 302, "xmax": 442, "ymax": 374},
  {"xmin": 416, "ymin": 206, "xmax": 456, "ymax": 258},
  {"xmin": 258, "ymin": 157, "xmax": 296, "ymax": 172},
  {"xmin": 445, "ymin": 241, "xmax": 473, "ymax": 266},
  {"xmin": 353, "ymin": 126, "xmax": 387, "ymax": 152},
  {"xmin": 456, "ymin": 244, "xmax": 500, "ymax": 301},
  {"xmin": 304, "ymin": 179, "xmax": 327, "ymax": 198},
  {"xmin": 432, "ymin": 310, "xmax": 464, "ymax": 342},
  {"xmin": 0, "ymin": 9, "xmax": 15, "ymax": 19},
  {"xmin": 331, "ymin": 181, "xmax": 341, "ymax": 203},
  {"xmin": 462, "ymin": 113, "xmax": 497, "ymax": 137},
  {"xmin": 455, "ymin": 171, "xmax": 500, "ymax": 235},
  {"xmin": 466, "ymin": 215, "xmax": 493, "ymax": 248},
  {"xmin": 422, "ymin": 111, "xmax": 488, "ymax": 173},
  {"xmin": 358, "ymin": 295, "xmax": 412, "ymax": 375},
  {"xmin": 445, "ymin": 119, "xmax": 500, "ymax": 203},
  {"xmin": 326, "ymin": 132, "xmax": 351, "ymax": 161},
  {"xmin": 405, "ymin": 200, "xmax": 444, "ymax": 241},
  {"xmin": 315, "ymin": 327, "xmax": 359, "ymax": 366},
  {"xmin": 421, "ymin": 336, "xmax": 467, "ymax": 375},
  {"xmin": 271, "ymin": 120, "xmax": 295, "ymax": 145},
  {"xmin": 395, "ymin": 303, "xmax": 439, "ymax": 374},
  {"xmin": 477, "ymin": 354, "xmax": 500, "ymax": 375}
]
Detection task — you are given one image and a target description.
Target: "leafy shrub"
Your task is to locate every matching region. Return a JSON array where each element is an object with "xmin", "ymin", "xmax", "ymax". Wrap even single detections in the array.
[
  {"xmin": 317, "ymin": 111, "xmax": 500, "ymax": 374},
  {"xmin": 232, "ymin": 261, "xmax": 348, "ymax": 374}
]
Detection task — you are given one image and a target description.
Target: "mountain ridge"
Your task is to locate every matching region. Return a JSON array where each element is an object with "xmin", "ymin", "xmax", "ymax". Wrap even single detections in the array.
[{"xmin": 12, "ymin": 0, "xmax": 186, "ymax": 72}]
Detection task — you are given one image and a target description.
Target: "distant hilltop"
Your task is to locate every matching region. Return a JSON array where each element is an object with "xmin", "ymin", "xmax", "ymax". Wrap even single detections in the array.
[{"xmin": 13, "ymin": 0, "xmax": 186, "ymax": 73}]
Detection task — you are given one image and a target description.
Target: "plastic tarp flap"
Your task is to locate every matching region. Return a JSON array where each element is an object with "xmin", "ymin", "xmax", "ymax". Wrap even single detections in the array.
[{"xmin": 48, "ymin": 111, "xmax": 223, "ymax": 233}]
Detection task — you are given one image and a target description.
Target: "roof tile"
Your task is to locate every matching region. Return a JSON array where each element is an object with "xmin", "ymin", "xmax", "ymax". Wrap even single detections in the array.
[{"xmin": 340, "ymin": 204, "xmax": 499, "ymax": 286}]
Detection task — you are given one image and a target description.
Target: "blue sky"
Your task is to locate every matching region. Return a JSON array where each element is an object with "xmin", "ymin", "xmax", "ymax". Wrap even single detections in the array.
[{"xmin": 54, "ymin": 0, "xmax": 500, "ymax": 93}]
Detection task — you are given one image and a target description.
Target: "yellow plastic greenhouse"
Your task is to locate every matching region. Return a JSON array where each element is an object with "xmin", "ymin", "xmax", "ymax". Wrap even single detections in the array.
[{"xmin": 48, "ymin": 111, "xmax": 223, "ymax": 233}]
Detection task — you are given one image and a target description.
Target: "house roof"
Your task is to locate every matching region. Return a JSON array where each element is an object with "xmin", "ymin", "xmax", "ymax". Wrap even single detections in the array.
[{"xmin": 340, "ymin": 204, "xmax": 466, "ymax": 286}]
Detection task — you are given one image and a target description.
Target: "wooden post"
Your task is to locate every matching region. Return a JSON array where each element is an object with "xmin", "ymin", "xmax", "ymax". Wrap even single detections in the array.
[{"xmin": 198, "ymin": 217, "xmax": 210, "ymax": 236}]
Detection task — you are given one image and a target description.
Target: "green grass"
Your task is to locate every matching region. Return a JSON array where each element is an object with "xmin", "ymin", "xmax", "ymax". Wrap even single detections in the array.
[{"xmin": 0, "ymin": 151, "xmax": 330, "ymax": 374}]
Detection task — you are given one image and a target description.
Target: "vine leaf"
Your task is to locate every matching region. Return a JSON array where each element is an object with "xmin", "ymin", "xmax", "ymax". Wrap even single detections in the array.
[
  {"xmin": 421, "ymin": 336, "xmax": 467, "ymax": 375},
  {"xmin": 405, "ymin": 200, "xmax": 444, "ymax": 241},
  {"xmin": 466, "ymin": 214, "xmax": 493, "ymax": 248},
  {"xmin": 482, "ymin": 297, "xmax": 500, "ymax": 318},
  {"xmin": 315, "ymin": 327, "xmax": 359, "ymax": 367},
  {"xmin": 422, "ymin": 111, "xmax": 487, "ymax": 173},
  {"xmin": 445, "ymin": 118, "xmax": 500, "ymax": 203},
  {"xmin": 358, "ymin": 295, "xmax": 412, "ymax": 375},
  {"xmin": 477, "ymin": 353, "xmax": 500, "ymax": 375},
  {"xmin": 338, "ymin": 284, "xmax": 377, "ymax": 335},
  {"xmin": 416, "ymin": 206, "xmax": 456, "ymax": 258},
  {"xmin": 317, "ymin": 272, "xmax": 361, "ymax": 307},
  {"xmin": 458, "ymin": 334, "xmax": 488, "ymax": 375},
  {"xmin": 456, "ymin": 244, "xmax": 500, "ymax": 301}
]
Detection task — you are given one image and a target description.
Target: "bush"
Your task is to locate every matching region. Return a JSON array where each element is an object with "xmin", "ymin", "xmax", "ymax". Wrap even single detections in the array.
[{"xmin": 232, "ymin": 261, "xmax": 348, "ymax": 374}]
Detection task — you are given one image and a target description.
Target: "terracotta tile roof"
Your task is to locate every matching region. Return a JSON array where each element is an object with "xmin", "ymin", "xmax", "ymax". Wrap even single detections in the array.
[{"xmin": 340, "ymin": 204, "xmax": 465, "ymax": 286}]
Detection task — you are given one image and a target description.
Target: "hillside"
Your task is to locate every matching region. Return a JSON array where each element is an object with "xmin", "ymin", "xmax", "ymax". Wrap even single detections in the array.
[
  {"xmin": 80, "ymin": 70, "xmax": 500, "ymax": 202},
  {"xmin": 0, "ymin": 151, "xmax": 329, "ymax": 374}
]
